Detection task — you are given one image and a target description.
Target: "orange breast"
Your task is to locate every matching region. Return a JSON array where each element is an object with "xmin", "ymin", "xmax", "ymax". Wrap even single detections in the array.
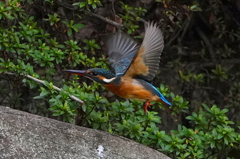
[{"xmin": 103, "ymin": 77, "xmax": 160, "ymax": 102}]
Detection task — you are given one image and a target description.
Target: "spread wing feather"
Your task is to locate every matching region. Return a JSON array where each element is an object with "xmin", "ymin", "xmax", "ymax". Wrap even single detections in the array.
[
  {"xmin": 106, "ymin": 33, "xmax": 139, "ymax": 75},
  {"xmin": 124, "ymin": 22, "xmax": 164, "ymax": 81}
]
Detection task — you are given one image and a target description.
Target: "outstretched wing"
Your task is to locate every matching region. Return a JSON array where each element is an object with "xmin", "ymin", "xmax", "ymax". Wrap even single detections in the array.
[
  {"xmin": 124, "ymin": 22, "xmax": 164, "ymax": 81},
  {"xmin": 106, "ymin": 33, "xmax": 139, "ymax": 76}
]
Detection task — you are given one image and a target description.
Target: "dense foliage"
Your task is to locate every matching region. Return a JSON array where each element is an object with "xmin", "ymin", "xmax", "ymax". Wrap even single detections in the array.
[{"xmin": 0, "ymin": 0, "xmax": 240, "ymax": 158}]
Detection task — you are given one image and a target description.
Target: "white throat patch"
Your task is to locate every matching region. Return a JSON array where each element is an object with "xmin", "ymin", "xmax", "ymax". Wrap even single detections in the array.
[{"xmin": 103, "ymin": 77, "xmax": 116, "ymax": 83}]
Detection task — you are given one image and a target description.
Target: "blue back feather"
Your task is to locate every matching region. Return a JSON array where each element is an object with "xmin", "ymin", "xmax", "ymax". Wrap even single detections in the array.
[
  {"xmin": 139, "ymin": 79, "xmax": 171, "ymax": 106},
  {"xmin": 106, "ymin": 33, "xmax": 139, "ymax": 75}
]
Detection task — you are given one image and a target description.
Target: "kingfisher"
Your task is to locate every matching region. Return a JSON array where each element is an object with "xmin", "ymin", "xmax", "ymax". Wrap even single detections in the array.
[{"xmin": 65, "ymin": 22, "xmax": 171, "ymax": 113}]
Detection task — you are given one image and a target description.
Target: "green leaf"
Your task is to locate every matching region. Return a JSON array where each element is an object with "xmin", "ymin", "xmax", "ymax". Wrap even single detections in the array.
[
  {"xmin": 73, "ymin": 23, "xmax": 84, "ymax": 29},
  {"xmin": 202, "ymin": 103, "xmax": 211, "ymax": 112},
  {"xmin": 82, "ymin": 104, "xmax": 87, "ymax": 112},
  {"xmin": 72, "ymin": 27, "xmax": 78, "ymax": 32},
  {"xmin": 40, "ymin": 88, "xmax": 49, "ymax": 96},
  {"xmin": 3, "ymin": 12, "xmax": 14, "ymax": 20},
  {"xmin": 72, "ymin": 2, "xmax": 80, "ymax": 6},
  {"xmin": 67, "ymin": 28, "xmax": 72, "ymax": 36},
  {"xmin": 79, "ymin": 2, "xmax": 86, "ymax": 8},
  {"xmin": 53, "ymin": 111, "xmax": 65, "ymax": 116},
  {"xmin": 92, "ymin": 3, "xmax": 97, "ymax": 9},
  {"xmin": 33, "ymin": 95, "xmax": 44, "ymax": 99}
]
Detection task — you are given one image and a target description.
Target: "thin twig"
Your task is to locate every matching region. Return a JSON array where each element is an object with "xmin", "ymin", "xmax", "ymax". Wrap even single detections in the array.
[
  {"xmin": 56, "ymin": 1, "xmax": 123, "ymax": 29},
  {"xmin": 84, "ymin": 10, "xmax": 123, "ymax": 29},
  {"xmin": 129, "ymin": 11, "xmax": 147, "ymax": 24},
  {"xmin": 186, "ymin": 59, "xmax": 240, "ymax": 69},
  {"xmin": 111, "ymin": 0, "xmax": 116, "ymax": 21},
  {"xmin": 5, "ymin": 72, "xmax": 84, "ymax": 104},
  {"xmin": 180, "ymin": 13, "xmax": 193, "ymax": 40},
  {"xmin": 165, "ymin": 17, "xmax": 190, "ymax": 47}
]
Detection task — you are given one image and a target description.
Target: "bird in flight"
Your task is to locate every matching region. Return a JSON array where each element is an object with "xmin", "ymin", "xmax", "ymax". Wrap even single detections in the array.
[{"xmin": 65, "ymin": 22, "xmax": 171, "ymax": 113}]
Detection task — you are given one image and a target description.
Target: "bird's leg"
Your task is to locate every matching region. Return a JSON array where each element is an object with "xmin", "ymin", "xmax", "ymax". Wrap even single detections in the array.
[{"xmin": 143, "ymin": 99, "xmax": 152, "ymax": 113}]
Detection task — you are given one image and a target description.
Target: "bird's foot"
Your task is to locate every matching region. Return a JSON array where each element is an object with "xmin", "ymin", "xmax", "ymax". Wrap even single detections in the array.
[{"xmin": 143, "ymin": 99, "xmax": 152, "ymax": 114}]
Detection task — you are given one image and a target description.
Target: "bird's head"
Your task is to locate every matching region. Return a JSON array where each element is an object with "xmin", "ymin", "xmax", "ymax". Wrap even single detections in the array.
[{"xmin": 64, "ymin": 68, "xmax": 116, "ymax": 84}]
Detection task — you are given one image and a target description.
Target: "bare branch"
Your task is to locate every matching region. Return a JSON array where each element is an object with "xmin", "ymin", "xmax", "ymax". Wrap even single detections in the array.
[
  {"xmin": 128, "ymin": 11, "xmax": 147, "ymax": 24},
  {"xmin": 165, "ymin": 17, "xmax": 191, "ymax": 48},
  {"xmin": 186, "ymin": 59, "xmax": 240, "ymax": 69},
  {"xmin": 5, "ymin": 72, "xmax": 84, "ymax": 104},
  {"xmin": 56, "ymin": 1, "xmax": 123, "ymax": 30},
  {"xmin": 84, "ymin": 10, "xmax": 123, "ymax": 29}
]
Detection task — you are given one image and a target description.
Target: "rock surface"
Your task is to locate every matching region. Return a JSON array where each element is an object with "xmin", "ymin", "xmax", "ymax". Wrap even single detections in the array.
[{"xmin": 0, "ymin": 106, "xmax": 170, "ymax": 159}]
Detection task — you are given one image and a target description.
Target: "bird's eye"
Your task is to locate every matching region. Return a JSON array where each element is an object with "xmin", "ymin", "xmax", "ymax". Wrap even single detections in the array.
[{"xmin": 92, "ymin": 72, "xmax": 98, "ymax": 76}]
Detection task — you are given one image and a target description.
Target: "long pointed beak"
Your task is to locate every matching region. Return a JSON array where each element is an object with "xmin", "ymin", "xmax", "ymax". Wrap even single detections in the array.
[{"xmin": 63, "ymin": 70, "xmax": 86, "ymax": 76}]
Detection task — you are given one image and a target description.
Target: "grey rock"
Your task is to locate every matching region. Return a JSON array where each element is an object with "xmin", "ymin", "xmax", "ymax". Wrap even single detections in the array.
[{"xmin": 0, "ymin": 106, "xmax": 171, "ymax": 159}]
